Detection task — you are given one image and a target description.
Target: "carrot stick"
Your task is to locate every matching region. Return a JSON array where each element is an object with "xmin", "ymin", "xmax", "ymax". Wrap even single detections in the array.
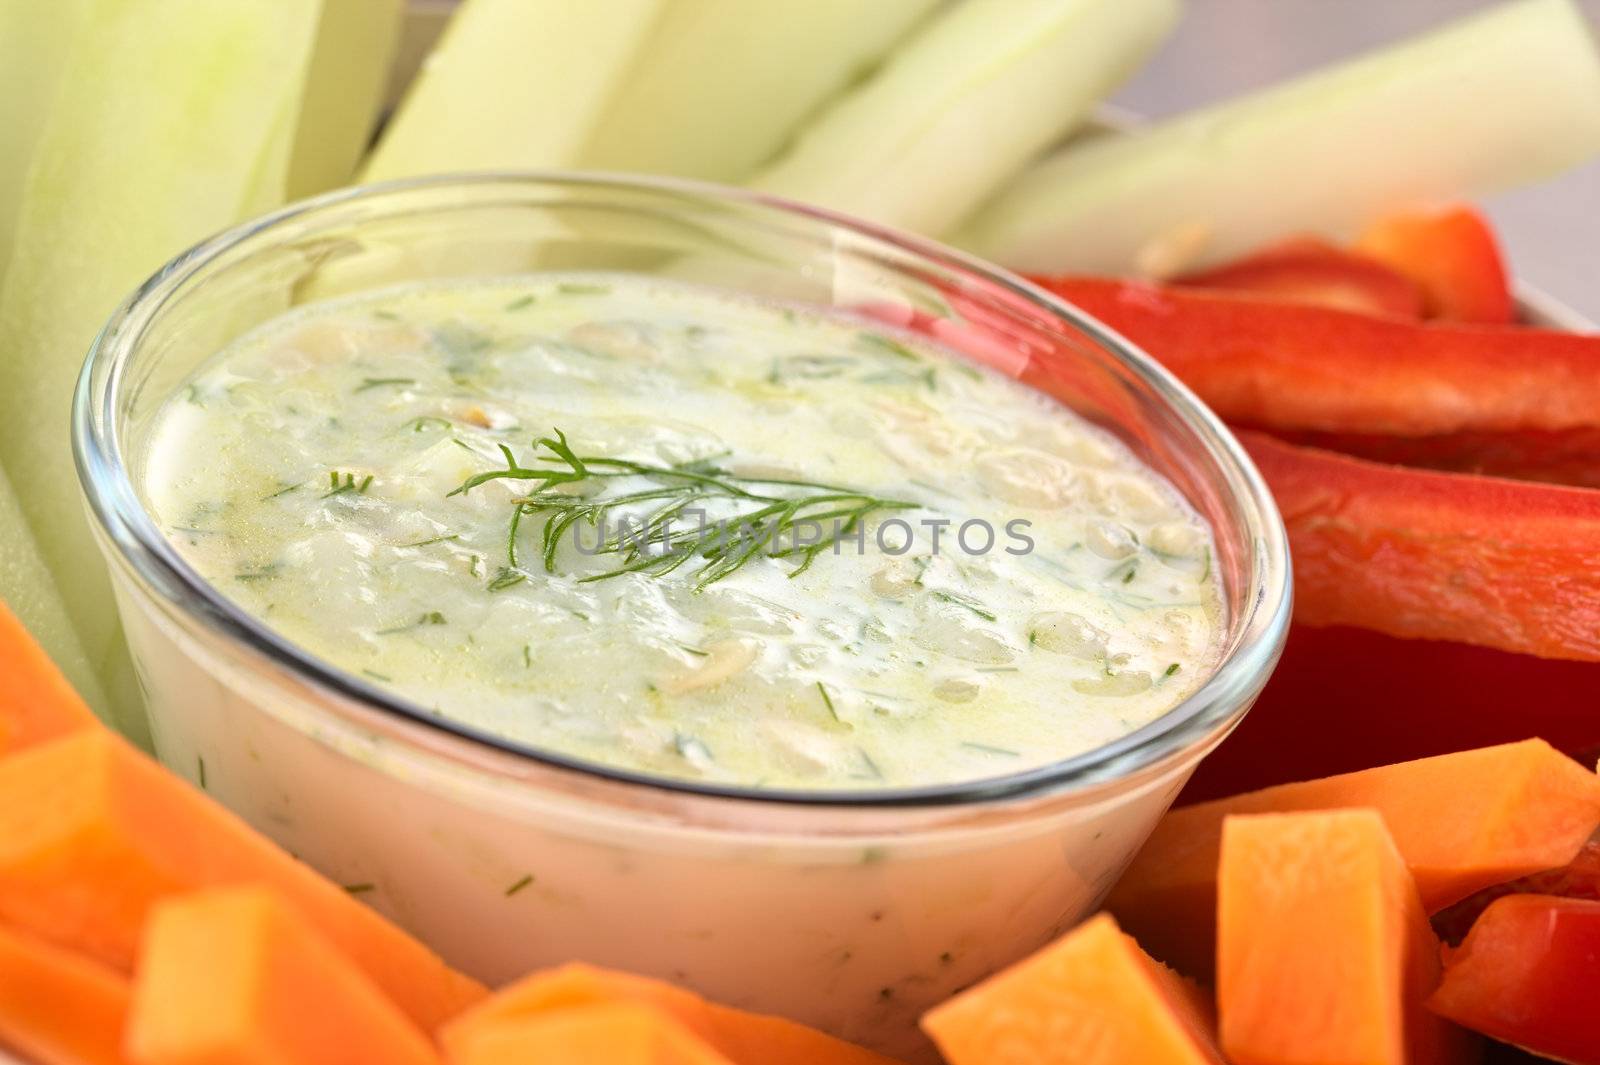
[
  {"xmin": 1217, "ymin": 810, "xmax": 1471, "ymax": 1065},
  {"xmin": 0, "ymin": 730, "xmax": 484, "ymax": 1030},
  {"xmin": 1243, "ymin": 430, "xmax": 1600, "ymax": 661},
  {"xmin": 439, "ymin": 963, "xmax": 901, "ymax": 1065},
  {"xmin": 0, "ymin": 599, "xmax": 100, "ymax": 756},
  {"xmin": 921, "ymin": 913, "xmax": 1225, "ymax": 1065},
  {"xmin": 1107, "ymin": 739, "xmax": 1600, "ymax": 977},
  {"xmin": 1031, "ymin": 276, "xmax": 1600, "ymax": 436},
  {"xmin": 127, "ymin": 886, "xmax": 439, "ymax": 1065},
  {"xmin": 0, "ymin": 922, "xmax": 130, "ymax": 1065},
  {"xmin": 446, "ymin": 1002, "xmax": 733, "ymax": 1065}
]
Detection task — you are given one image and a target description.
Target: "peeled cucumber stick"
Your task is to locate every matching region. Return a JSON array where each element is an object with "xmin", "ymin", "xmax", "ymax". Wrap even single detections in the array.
[
  {"xmin": 0, "ymin": 464, "xmax": 108, "ymax": 715},
  {"xmin": 288, "ymin": 0, "xmax": 405, "ymax": 198},
  {"xmin": 0, "ymin": 0, "xmax": 89, "ymax": 291},
  {"xmin": 958, "ymin": 0, "xmax": 1600, "ymax": 275},
  {"xmin": 363, "ymin": 0, "xmax": 665, "ymax": 180},
  {"xmin": 578, "ymin": 0, "xmax": 940, "ymax": 183},
  {"xmin": 0, "ymin": 0, "xmax": 323, "ymax": 740},
  {"xmin": 747, "ymin": 0, "xmax": 1180, "ymax": 238}
]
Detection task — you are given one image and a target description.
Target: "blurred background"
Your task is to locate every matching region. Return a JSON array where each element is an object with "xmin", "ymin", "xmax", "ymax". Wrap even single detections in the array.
[{"xmin": 1112, "ymin": 0, "xmax": 1600, "ymax": 319}]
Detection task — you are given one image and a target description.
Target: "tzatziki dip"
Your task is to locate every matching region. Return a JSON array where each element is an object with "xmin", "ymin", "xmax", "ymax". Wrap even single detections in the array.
[{"xmin": 143, "ymin": 275, "xmax": 1223, "ymax": 791}]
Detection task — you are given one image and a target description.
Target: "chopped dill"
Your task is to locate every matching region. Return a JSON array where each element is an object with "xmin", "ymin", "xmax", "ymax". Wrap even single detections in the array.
[
  {"xmin": 403, "ymin": 415, "xmax": 453, "ymax": 433},
  {"xmin": 961, "ymin": 741, "xmax": 1021, "ymax": 757},
  {"xmin": 354, "ymin": 376, "xmax": 415, "ymax": 393},
  {"xmin": 504, "ymin": 294, "xmax": 537, "ymax": 311},
  {"xmin": 401, "ymin": 533, "xmax": 459, "ymax": 548},
  {"xmin": 197, "ymin": 756, "xmax": 207, "ymax": 788},
  {"xmin": 361, "ymin": 669, "xmax": 392, "ymax": 683},
  {"xmin": 856, "ymin": 748, "xmax": 883, "ymax": 780},
  {"xmin": 322, "ymin": 472, "xmax": 373, "ymax": 498},
  {"xmin": 487, "ymin": 567, "xmax": 526, "ymax": 592},
  {"xmin": 557, "ymin": 282, "xmax": 611, "ymax": 296},
  {"xmin": 816, "ymin": 681, "xmax": 841, "ymax": 722},
  {"xmin": 375, "ymin": 611, "xmax": 447, "ymax": 636},
  {"xmin": 261, "ymin": 480, "xmax": 303, "ymax": 500},
  {"xmin": 855, "ymin": 331, "xmax": 919, "ymax": 360},
  {"xmin": 234, "ymin": 563, "xmax": 280, "ymax": 583},
  {"xmin": 504, "ymin": 874, "xmax": 535, "ymax": 897},
  {"xmin": 931, "ymin": 589, "xmax": 997, "ymax": 622},
  {"xmin": 342, "ymin": 882, "xmax": 375, "ymax": 895}
]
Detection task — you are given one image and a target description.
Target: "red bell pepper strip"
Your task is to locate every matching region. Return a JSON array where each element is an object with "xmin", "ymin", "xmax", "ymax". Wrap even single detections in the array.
[
  {"xmin": 1429, "ymin": 895, "xmax": 1600, "ymax": 1064},
  {"xmin": 1433, "ymin": 839, "xmax": 1600, "ymax": 946},
  {"xmin": 1241, "ymin": 430, "xmax": 1600, "ymax": 662},
  {"xmin": 1031, "ymin": 277, "xmax": 1600, "ymax": 436},
  {"xmin": 1358, "ymin": 204, "xmax": 1513, "ymax": 325},
  {"xmin": 1175, "ymin": 236, "xmax": 1426, "ymax": 320},
  {"xmin": 1275, "ymin": 426, "xmax": 1600, "ymax": 490},
  {"xmin": 1181, "ymin": 623, "xmax": 1600, "ymax": 803}
]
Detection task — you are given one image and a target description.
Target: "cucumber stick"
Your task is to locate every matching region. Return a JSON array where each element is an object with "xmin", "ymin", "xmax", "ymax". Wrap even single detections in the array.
[
  {"xmin": 959, "ymin": 0, "xmax": 1600, "ymax": 274},
  {"xmin": 288, "ymin": 0, "xmax": 405, "ymax": 198},
  {"xmin": 747, "ymin": 0, "xmax": 1180, "ymax": 238},
  {"xmin": 0, "ymin": 464, "xmax": 108, "ymax": 717},
  {"xmin": 0, "ymin": 0, "xmax": 90, "ymax": 291},
  {"xmin": 363, "ymin": 0, "xmax": 665, "ymax": 180},
  {"xmin": 578, "ymin": 0, "xmax": 940, "ymax": 183},
  {"xmin": 0, "ymin": 0, "xmax": 322, "ymax": 738}
]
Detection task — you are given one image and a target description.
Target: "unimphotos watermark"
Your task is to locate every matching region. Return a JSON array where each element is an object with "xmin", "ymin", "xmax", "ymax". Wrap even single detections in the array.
[{"xmin": 571, "ymin": 509, "xmax": 1035, "ymax": 561}]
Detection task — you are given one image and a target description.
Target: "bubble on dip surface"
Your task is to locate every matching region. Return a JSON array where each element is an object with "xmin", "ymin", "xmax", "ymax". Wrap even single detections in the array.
[{"xmin": 143, "ymin": 275, "xmax": 1224, "ymax": 790}]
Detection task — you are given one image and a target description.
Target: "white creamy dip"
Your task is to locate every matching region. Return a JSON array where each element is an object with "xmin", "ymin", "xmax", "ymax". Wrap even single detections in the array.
[{"xmin": 144, "ymin": 275, "xmax": 1222, "ymax": 790}]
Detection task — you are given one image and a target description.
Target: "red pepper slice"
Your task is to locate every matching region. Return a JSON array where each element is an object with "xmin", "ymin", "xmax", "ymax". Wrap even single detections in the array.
[
  {"xmin": 1430, "ymin": 895, "xmax": 1600, "ymax": 1064},
  {"xmin": 1031, "ymin": 277, "xmax": 1600, "ymax": 436},
  {"xmin": 1175, "ymin": 236, "xmax": 1426, "ymax": 320},
  {"xmin": 1358, "ymin": 204, "xmax": 1514, "ymax": 325},
  {"xmin": 1240, "ymin": 430, "xmax": 1600, "ymax": 662},
  {"xmin": 1433, "ymin": 839, "xmax": 1600, "ymax": 946},
  {"xmin": 1181, "ymin": 623, "xmax": 1600, "ymax": 803},
  {"xmin": 1274, "ymin": 427, "xmax": 1600, "ymax": 490}
]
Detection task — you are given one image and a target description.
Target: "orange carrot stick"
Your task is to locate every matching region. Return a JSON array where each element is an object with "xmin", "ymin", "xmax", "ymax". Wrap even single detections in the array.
[
  {"xmin": 439, "ymin": 963, "xmax": 901, "ymax": 1065},
  {"xmin": 0, "ymin": 600, "xmax": 100, "ymax": 756},
  {"xmin": 921, "ymin": 913, "xmax": 1225, "ymax": 1065},
  {"xmin": 1107, "ymin": 739, "xmax": 1600, "ymax": 977},
  {"xmin": 126, "ymin": 887, "xmax": 440, "ymax": 1065},
  {"xmin": 0, "ymin": 730, "xmax": 484, "ymax": 1030},
  {"xmin": 1217, "ymin": 810, "xmax": 1471, "ymax": 1065},
  {"xmin": 0, "ymin": 922, "xmax": 130, "ymax": 1065},
  {"xmin": 446, "ymin": 1003, "xmax": 734, "ymax": 1065}
]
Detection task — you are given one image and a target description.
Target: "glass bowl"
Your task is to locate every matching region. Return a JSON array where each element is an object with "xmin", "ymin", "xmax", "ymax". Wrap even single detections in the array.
[{"xmin": 74, "ymin": 173, "xmax": 1290, "ymax": 1059}]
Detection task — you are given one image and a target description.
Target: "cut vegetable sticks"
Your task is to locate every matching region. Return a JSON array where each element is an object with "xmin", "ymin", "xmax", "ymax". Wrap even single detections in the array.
[
  {"xmin": 1175, "ymin": 237, "xmax": 1425, "ymax": 319},
  {"xmin": 0, "ymin": 599, "xmax": 100, "ymax": 756},
  {"xmin": 0, "ymin": 730, "xmax": 485, "ymax": 1030},
  {"xmin": 921, "ymin": 912, "xmax": 1224, "ymax": 1065},
  {"xmin": 1107, "ymin": 739, "xmax": 1600, "ymax": 977},
  {"xmin": 0, "ymin": 0, "xmax": 325, "ymax": 742},
  {"xmin": 127, "ymin": 887, "xmax": 439, "ymax": 1065},
  {"xmin": 439, "ymin": 963, "xmax": 901, "ymax": 1065},
  {"xmin": 1428, "ymin": 895, "xmax": 1600, "ymax": 1064},
  {"xmin": 447, "ymin": 1003, "xmax": 733, "ymax": 1065},
  {"xmin": 1217, "ymin": 810, "xmax": 1469, "ymax": 1065},
  {"xmin": 1357, "ymin": 204, "xmax": 1512, "ymax": 325},
  {"xmin": 1243, "ymin": 430, "xmax": 1600, "ymax": 661},
  {"xmin": 0, "ymin": 922, "xmax": 130, "ymax": 1065},
  {"xmin": 1033, "ymin": 277, "xmax": 1600, "ymax": 437}
]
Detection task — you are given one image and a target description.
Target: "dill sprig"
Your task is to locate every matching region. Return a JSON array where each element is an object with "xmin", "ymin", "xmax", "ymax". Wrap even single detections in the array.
[{"xmin": 449, "ymin": 430, "xmax": 916, "ymax": 589}]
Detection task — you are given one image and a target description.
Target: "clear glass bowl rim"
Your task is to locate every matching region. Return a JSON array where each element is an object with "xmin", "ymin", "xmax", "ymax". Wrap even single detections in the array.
[{"xmin": 73, "ymin": 170, "xmax": 1292, "ymax": 811}]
